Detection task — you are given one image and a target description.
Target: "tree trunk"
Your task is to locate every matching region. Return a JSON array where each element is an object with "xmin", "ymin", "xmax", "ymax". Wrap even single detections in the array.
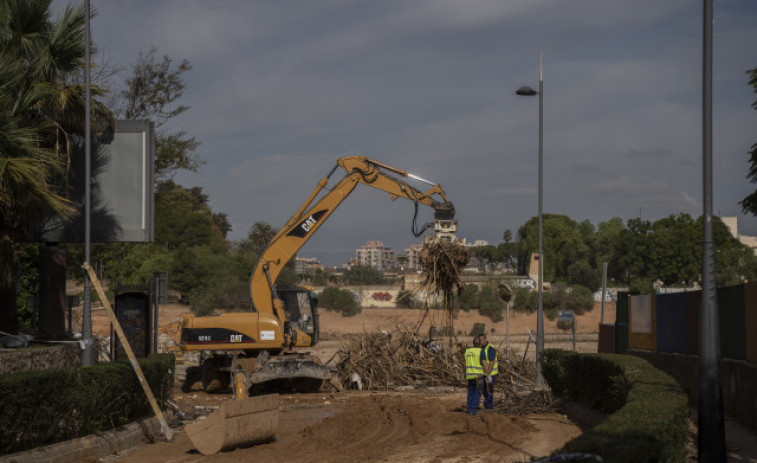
[
  {"xmin": 0, "ymin": 240, "xmax": 19, "ymax": 334},
  {"xmin": 38, "ymin": 244, "xmax": 67, "ymax": 339}
]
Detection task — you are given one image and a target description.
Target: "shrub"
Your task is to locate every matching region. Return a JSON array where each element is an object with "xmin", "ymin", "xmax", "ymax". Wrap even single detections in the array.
[
  {"xmin": 513, "ymin": 287, "xmax": 536, "ymax": 313},
  {"xmin": 457, "ymin": 285, "xmax": 480, "ymax": 311},
  {"xmin": 566, "ymin": 285, "xmax": 594, "ymax": 315},
  {"xmin": 318, "ymin": 287, "xmax": 361, "ymax": 317},
  {"xmin": 0, "ymin": 354, "xmax": 174, "ymax": 456},
  {"xmin": 396, "ymin": 290, "xmax": 418, "ymax": 309},
  {"xmin": 477, "ymin": 285, "xmax": 503, "ymax": 322},
  {"xmin": 542, "ymin": 350, "xmax": 688, "ymax": 463}
]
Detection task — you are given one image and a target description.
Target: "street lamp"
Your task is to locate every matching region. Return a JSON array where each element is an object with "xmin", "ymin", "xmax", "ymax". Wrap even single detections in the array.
[{"xmin": 515, "ymin": 53, "xmax": 544, "ymax": 387}]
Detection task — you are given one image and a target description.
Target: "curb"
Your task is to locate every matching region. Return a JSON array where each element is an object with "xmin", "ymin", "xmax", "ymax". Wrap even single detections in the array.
[{"xmin": 0, "ymin": 418, "xmax": 162, "ymax": 463}]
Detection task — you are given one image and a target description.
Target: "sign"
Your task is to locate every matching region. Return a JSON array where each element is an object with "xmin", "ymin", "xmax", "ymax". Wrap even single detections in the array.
[
  {"xmin": 629, "ymin": 295, "xmax": 652, "ymax": 334},
  {"xmin": 114, "ymin": 292, "xmax": 151, "ymax": 359}
]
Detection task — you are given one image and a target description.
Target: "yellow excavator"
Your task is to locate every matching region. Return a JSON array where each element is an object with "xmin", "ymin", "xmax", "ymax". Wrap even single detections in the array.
[{"xmin": 178, "ymin": 156, "xmax": 456, "ymax": 394}]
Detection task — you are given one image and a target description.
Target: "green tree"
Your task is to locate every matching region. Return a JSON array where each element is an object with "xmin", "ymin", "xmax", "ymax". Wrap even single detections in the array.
[
  {"xmin": 0, "ymin": 0, "xmax": 112, "ymax": 332},
  {"xmin": 739, "ymin": 66, "xmax": 757, "ymax": 214},
  {"xmin": 344, "ymin": 264, "xmax": 385, "ymax": 285},
  {"xmin": 518, "ymin": 214, "xmax": 591, "ymax": 282},
  {"xmin": 594, "ymin": 217, "xmax": 626, "ymax": 280},
  {"xmin": 566, "ymin": 261, "xmax": 600, "ymax": 291},
  {"xmin": 117, "ymin": 48, "xmax": 202, "ymax": 181}
]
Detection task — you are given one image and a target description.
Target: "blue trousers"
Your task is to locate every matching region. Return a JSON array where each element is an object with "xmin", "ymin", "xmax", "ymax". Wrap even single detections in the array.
[
  {"xmin": 466, "ymin": 378, "xmax": 482, "ymax": 414},
  {"xmin": 482, "ymin": 375, "xmax": 496, "ymax": 409}
]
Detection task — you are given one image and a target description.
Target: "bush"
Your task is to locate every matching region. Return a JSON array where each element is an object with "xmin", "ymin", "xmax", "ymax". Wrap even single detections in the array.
[
  {"xmin": 513, "ymin": 287, "xmax": 536, "ymax": 313},
  {"xmin": 319, "ymin": 287, "xmax": 362, "ymax": 317},
  {"xmin": 0, "ymin": 354, "xmax": 174, "ymax": 456},
  {"xmin": 542, "ymin": 350, "xmax": 688, "ymax": 463},
  {"xmin": 477, "ymin": 285, "xmax": 503, "ymax": 322},
  {"xmin": 566, "ymin": 285, "xmax": 594, "ymax": 315},
  {"xmin": 457, "ymin": 285, "xmax": 480, "ymax": 311},
  {"xmin": 396, "ymin": 290, "xmax": 418, "ymax": 309}
]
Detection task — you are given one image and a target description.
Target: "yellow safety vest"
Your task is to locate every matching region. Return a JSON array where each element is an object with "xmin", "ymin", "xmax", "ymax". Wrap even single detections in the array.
[
  {"xmin": 482, "ymin": 343, "xmax": 499, "ymax": 376},
  {"xmin": 464, "ymin": 347, "xmax": 483, "ymax": 379}
]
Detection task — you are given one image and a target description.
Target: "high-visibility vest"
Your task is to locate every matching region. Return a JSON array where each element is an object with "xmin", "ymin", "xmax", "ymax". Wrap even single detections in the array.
[
  {"xmin": 482, "ymin": 343, "xmax": 499, "ymax": 376},
  {"xmin": 464, "ymin": 347, "xmax": 483, "ymax": 379}
]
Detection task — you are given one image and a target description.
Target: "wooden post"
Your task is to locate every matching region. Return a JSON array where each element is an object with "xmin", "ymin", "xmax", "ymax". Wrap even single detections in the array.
[{"xmin": 82, "ymin": 262, "xmax": 173, "ymax": 441}]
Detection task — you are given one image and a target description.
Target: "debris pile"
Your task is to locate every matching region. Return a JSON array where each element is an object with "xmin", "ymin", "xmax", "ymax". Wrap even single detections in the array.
[
  {"xmin": 335, "ymin": 326, "xmax": 538, "ymax": 393},
  {"xmin": 417, "ymin": 240, "xmax": 469, "ymax": 297}
]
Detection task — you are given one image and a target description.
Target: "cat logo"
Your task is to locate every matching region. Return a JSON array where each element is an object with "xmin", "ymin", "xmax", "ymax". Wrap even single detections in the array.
[
  {"xmin": 301, "ymin": 216, "xmax": 317, "ymax": 233},
  {"xmin": 230, "ymin": 334, "xmax": 242, "ymax": 343},
  {"xmin": 287, "ymin": 209, "xmax": 328, "ymax": 238}
]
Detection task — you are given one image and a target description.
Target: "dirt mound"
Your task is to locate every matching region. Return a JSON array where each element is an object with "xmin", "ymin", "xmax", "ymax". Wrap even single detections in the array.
[{"xmin": 253, "ymin": 394, "xmax": 536, "ymax": 463}]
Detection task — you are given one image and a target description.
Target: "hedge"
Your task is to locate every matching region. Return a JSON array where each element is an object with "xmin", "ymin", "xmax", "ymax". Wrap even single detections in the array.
[
  {"xmin": 542, "ymin": 350, "xmax": 688, "ymax": 463},
  {"xmin": 0, "ymin": 354, "xmax": 174, "ymax": 456}
]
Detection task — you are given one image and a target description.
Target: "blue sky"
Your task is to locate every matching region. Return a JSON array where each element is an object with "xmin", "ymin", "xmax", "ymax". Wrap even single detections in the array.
[{"xmin": 72, "ymin": 0, "xmax": 757, "ymax": 265}]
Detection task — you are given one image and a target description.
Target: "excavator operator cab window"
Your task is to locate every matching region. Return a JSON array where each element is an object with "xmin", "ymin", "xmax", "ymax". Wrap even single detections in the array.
[{"xmin": 277, "ymin": 289, "xmax": 316, "ymax": 336}]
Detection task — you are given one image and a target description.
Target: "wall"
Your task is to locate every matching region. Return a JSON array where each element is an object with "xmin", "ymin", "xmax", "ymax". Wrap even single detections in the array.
[{"xmin": 0, "ymin": 344, "xmax": 80, "ymax": 375}]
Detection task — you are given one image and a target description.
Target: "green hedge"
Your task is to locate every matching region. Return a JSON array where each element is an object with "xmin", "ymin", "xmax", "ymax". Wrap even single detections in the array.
[
  {"xmin": 542, "ymin": 350, "xmax": 688, "ymax": 463},
  {"xmin": 0, "ymin": 354, "xmax": 174, "ymax": 456}
]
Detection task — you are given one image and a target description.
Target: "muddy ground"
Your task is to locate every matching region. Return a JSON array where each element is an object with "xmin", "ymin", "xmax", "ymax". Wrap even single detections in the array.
[{"xmin": 84, "ymin": 304, "xmax": 605, "ymax": 463}]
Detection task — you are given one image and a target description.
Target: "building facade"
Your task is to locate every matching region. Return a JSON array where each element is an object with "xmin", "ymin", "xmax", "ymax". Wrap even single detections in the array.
[{"xmin": 356, "ymin": 240, "xmax": 395, "ymax": 270}]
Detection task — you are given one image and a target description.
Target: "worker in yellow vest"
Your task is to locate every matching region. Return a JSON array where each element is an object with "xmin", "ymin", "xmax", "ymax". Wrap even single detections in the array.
[
  {"xmin": 464, "ymin": 336, "xmax": 484, "ymax": 414},
  {"xmin": 478, "ymin": 333, "xmax": 499, "ymax": 410}
]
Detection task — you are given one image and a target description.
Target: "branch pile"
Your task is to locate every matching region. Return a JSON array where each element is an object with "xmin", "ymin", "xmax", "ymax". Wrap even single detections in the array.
[
  {"xmin": 335, "ymin": 326, "xmax": 537, "ymax": 393},
  {"xmin": 418, "ymin": 240, "xmax": 469, "ymax": 297}
]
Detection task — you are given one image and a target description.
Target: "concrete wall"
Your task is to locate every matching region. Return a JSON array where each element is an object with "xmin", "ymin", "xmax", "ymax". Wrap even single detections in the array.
[{"xmin": 629, "ymin": 349, "xmax": 757, "ymax": 433}]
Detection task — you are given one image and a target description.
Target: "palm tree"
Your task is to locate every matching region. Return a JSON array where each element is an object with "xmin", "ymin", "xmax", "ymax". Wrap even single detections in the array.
[{"xmin": 0, "ymin": 0, "xmax": 112, "ymax": 332}]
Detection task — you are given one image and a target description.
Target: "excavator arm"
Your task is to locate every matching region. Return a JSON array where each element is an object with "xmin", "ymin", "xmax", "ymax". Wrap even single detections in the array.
[{"xmin": 251, "ymin": 156, "xmax": 455, "ymax": 320}]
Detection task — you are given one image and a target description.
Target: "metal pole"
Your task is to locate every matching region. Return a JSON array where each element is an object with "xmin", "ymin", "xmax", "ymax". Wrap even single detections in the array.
[
  {"xmin": 698, "ymin": 0, "xmax": 725, "ymax": 460},
  {"xmin": 153, "ymin": 274, "xmax": 159, "ymax": 353},
  {"xmin": 506, "ymin": 301, "xmax": 510, "ymax": 356},
  {"xmin": 535, "ymin": 52, "xmax": 544, "ymax": 386},
  {"xmin": 601, "ymin": 262, "xmax": 608, "ymax": 324},
  {"xmin": 81, "ymin": 0, "xmax": 93, "ymax": 366}
]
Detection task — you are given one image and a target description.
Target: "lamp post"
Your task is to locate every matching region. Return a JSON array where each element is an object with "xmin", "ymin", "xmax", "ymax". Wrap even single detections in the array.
[{"xmin": 515, "ymin": 53, "xmax": 544, "ymax": 386}]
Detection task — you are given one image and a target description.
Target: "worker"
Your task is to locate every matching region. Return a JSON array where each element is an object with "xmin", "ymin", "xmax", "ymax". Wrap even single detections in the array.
[
  {"xmin": 478, "ymin": 333, "xmax": 498, "ymax": 410},
  {"xmin": 464, "ymin": 336, "xmax": 483, "ymax": 414}
]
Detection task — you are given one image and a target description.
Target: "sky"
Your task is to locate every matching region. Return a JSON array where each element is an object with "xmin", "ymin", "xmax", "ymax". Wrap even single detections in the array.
[{"xmin": 68, "ymin": 0, "xmax": 757, "ymax": 265}]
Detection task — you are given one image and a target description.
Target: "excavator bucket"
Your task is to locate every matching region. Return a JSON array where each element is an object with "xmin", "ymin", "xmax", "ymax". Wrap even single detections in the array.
[
  {"xmin": 184, "ymin": 394, "xmax": 279, "ymax": 456},
  {"xmin": 250, "ymin": 354, "xmax": 339, "ymax": 392}
]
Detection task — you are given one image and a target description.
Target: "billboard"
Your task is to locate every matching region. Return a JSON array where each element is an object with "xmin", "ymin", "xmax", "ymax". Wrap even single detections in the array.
[{"xmin": 36, "ymin": 120, "xmax": 154, "ymax": 243}]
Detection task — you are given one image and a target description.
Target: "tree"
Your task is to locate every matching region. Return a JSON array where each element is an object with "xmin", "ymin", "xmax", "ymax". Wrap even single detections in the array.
[
  {"xmin": 155, "ymin": 181, "xmax": 225, "ymax": 251},
  {"xmin": 518, "ymin": 214, "xmax": 591, "ymax": 281},
  {"xmin": 117, "ymin": 48, "xmax": 202, "ymax": 181},
  {"xmin": 503, "ymin": 229, "xmax": 512, "ymax": 243},
  {"xmin": 343, "ymin": 264, "xmax": 385, "ymax": 285},
  {"xmin": 0, "ymin": 0, "xmax": 112, "ymax": 332},
  {"xmin": 739, "ymin": 66, "xmax": 757, "ymax": 214}
]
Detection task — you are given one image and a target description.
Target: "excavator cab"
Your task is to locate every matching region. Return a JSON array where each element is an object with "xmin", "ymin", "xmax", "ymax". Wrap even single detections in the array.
[{"xmin": 277, "ymin": 288, "xmax": 319, "ymax": 346}]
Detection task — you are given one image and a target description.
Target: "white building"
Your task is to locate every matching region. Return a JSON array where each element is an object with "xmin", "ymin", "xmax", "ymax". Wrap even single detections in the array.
[
  {"xmin": 404, "ymin": 243, "xmax": 423, "ymax": 270},
  {"xmin": 356, "ymin": 240, "xmax": 395, "ymax": 270},
  {"xmin": 721, "ymin": 216, "xmax": 757, "ymax": 255}
]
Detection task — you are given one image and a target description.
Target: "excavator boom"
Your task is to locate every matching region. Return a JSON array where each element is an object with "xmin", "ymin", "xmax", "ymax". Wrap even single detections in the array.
[{"xmin": 178, "ymin": 155, "xmax": 455, "ymax": 395}]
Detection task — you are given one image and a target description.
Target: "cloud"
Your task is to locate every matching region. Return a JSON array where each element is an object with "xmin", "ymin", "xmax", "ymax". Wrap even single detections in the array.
[{"xmin": 584, "ymin": 176, "xmax": 700, "ymax": 210}]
